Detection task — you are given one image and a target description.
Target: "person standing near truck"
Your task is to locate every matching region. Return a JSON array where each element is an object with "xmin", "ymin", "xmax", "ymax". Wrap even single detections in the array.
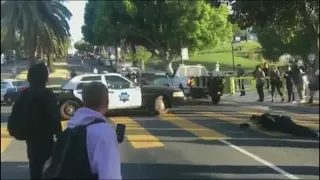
[
  {"xmin": 262, "ymin": 63, "xmax": 270, "ymax": 90},
  {"xmin": 284, "ymin": 66, "xmax": 295, "ymax": 103},
  {"xmin": 253, "ymin": 65, "xmax": 266, "ymax": 102},
  {"xmin": 269, "ymin": 66, "xmax": 284, "ymax": 102},
  {"xmin": 236, "ymin": 64, "xmax": 246, "ymax": 96}
]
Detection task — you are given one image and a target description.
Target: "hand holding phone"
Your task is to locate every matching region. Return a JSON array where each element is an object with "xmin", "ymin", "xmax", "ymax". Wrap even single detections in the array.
[{"xmin": 115, "ymin": 124, "xmax": 126, "ymax": 143}]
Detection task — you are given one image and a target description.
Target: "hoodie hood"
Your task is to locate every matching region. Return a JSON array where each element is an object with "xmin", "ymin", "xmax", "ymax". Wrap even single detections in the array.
[{"xmin": 67, "ymin": 107, "xmax": 107, "ymax": 128}]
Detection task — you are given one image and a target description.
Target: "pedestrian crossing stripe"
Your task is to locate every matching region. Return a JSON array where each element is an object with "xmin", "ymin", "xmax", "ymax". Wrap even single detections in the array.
[
  {"xmin": 160, "ymin": 113, "xmax": 230, "ymax": 140},
  {"xmin": 109, "ymin": 117, "xmax": 164, "ymax": 149}
]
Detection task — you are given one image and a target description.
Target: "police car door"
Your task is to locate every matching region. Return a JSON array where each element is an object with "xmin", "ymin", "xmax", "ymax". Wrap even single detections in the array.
[
  {"xmin": 104, "ymin": 75, "xmax": 142, "ymax": 109},
  {"xmin": 73, "ymin": 75, "xmax": 103, "ymax": 100}
]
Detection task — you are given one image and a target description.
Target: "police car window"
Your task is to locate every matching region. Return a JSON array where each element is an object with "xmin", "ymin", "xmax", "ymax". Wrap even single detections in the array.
[
  {"xmin": 16, "ymin": 81, "xmax": 29, "ymax": 87},
  {"xmin": 76, "ymin": 83, "xmax": 90, "ymax": 90},
  {"xmin": 105, "ymin": 76, "xmax": 131, "ymax": 89},
  {"xmin": 80, "ymin": 76, "xmax": 102, "ymax": 81},
  {"xmin": 11, "ymin": 81, "xmax": 20, "ymax": 87}
]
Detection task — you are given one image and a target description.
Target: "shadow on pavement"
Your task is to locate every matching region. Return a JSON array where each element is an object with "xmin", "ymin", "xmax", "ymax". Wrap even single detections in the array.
[{"xmin": 1, "ymin": 161, "xmax": 318, "ymax": 179}]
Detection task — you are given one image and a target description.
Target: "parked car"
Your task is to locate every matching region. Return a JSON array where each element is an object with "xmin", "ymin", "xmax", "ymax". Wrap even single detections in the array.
[{"xmin": 1, "ymin": 79, "xmax": 29, "ymax": 105}]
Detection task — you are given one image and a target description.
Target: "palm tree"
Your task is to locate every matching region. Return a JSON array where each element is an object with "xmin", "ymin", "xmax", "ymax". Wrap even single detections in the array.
[{"xmin": 1, "ymin": 0, "xmax": 72, "ymax": 68}]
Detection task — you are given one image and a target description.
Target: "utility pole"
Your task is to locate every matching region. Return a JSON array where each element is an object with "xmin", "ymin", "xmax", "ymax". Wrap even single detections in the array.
[
  {"xmin": 231, "ymin": 41, "xmax": 235, "ymax": 72},
  {"xmin": 179, "ymin": 0, "xmax": 183, "ymax": 65}
]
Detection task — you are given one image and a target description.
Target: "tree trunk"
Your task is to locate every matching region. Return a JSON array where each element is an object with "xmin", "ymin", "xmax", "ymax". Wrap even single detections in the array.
[
  {"xmin": 47, "ymin": 53, "xmax": 55, "ymax": 73},
  {"xmin": 141, "ymin": 59, "xmax": 145, "ymax": 71},
  {"xmin": 315, "ymin": 35, "xmax": 319, "ymax": 69},
  {"xmin": 164, "ymin": 60, "xmax": 174, "ymax": 74},
  {"xmin": 131, "ymin": 43, "xmax": 137, "ymax": 66}
]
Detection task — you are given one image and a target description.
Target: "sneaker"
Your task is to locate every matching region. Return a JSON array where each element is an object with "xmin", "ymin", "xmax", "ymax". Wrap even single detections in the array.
[
  {"xmin": 292, "ymin": 101, "xmax": 296, "ymax": 104},
  {"xmin": 300, "ymin": 99, "xmax": 306, "ymax": 103}
]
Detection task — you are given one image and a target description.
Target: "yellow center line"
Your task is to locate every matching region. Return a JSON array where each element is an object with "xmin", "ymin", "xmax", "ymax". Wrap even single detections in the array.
[
  {"xmin": 109, "ymin": 117, "xmax": 164, "ymax": 149},
  {"xmin": 1, "ymin": 138, "xmax": 13, "ymax": 153},
  {"xmin": 1, "ymin": 128, "xmax": 9, "ymax": 136},
  {"xmin": 1, "ymin": 128, "xmax": 13, "ymax": 154},
  {"xmin": 160, "ymin": 114, "xmax": 230, "ymax": 140},
  {"xmin": 199, "ymin": 112, "xmax": 289, "ymax": 136}
]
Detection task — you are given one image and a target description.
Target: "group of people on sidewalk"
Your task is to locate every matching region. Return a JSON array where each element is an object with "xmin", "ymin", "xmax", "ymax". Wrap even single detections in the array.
[
  {"xmin": 7, "ymin": 63, "xmax": 122, "ymax": 179},
  {"xmin": 236, "ymin": 61, "xmax": 319, "ymax": 103}
]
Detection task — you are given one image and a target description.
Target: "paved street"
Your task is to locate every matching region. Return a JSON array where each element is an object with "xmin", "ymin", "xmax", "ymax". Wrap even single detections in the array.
[{"xmin": 1, "ymin": 58, "xmax": 319, "ymax": 179}]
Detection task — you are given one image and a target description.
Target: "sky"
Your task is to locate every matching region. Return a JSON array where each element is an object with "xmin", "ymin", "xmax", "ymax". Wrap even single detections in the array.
[{"xmin": 65, "ymin": 1, "xmax": 86, "ymax": 52}]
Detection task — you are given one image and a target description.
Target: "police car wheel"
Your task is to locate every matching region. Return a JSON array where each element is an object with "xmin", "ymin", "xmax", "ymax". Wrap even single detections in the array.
[
  {"xmin": 153, "ymin": 95, "xmax": 168, "ymax": 115},
  {"xmin": 60, "ymin": 100, "xmax": 81, "ymax": 120}
]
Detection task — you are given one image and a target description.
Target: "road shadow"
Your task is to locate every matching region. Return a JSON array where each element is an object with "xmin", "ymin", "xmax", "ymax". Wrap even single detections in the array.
[{"xmin": 1, "ymin": 162, "xmax": 318, "ymax": 179}]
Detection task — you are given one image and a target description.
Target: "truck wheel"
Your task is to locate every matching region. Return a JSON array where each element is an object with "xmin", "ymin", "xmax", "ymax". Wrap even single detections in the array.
[
  {"xmin": 60, "ymin": 100, "xmax": 81, "ymax": 120},
  {"xmin": 150, "ymin": 95, "xmax": 168, "ymax": 115},
  {"xmin": 211, "ymin": 95, "xmax": 221, "ymax": 104}
]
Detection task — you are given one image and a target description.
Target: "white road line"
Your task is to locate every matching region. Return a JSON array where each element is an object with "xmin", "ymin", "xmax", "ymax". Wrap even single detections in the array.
[{"xmin": 219, "ymin": 139, "xmax": 299, "ymax": 180}]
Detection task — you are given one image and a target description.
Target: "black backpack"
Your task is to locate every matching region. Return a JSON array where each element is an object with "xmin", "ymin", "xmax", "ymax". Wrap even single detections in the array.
[
  {"xmin": 43, "ymin": 119, "xmax": 106, "ymax": 179},
  {"xmin": 7, "ymin": 89, "xmax": 39, "ymax": 140}
]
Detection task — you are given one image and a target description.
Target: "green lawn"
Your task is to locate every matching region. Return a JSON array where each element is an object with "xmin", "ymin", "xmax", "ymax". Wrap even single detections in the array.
[{"xmin": 144, "ymin": 41, "xmax": 267, "ymax": 71}]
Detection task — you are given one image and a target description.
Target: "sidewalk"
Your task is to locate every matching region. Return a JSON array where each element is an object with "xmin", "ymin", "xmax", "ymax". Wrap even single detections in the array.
[
  {"xmin": 222, "ymin": 91, "xmax": 319, "ymax": 106},
  {"xmin": 16, "ymin": 61, "xmax": 69, "ymax": 87}
]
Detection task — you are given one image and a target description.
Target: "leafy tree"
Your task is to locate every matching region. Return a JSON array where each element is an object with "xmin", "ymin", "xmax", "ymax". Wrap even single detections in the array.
[
  {"xmin": 232, "ymin": 24, "xmax": 246, "ymax": 37},
  {"xmin": 229, "ymin": 0, "xmax": 319, "ymax": 68},
  {"xmin": 74, "ymin": 40, "xmax": 94, "ymax": 54},
  {"xmin": 84, "ymin": 0, "xmax": 233, "ymax": 73},
  {"xmin": 1, "ymin": 1, "xmax": 72, "ymax": 68},
  {"xmin": 132, "ymin": 46, "xmax": 152, "ymax": 71}
]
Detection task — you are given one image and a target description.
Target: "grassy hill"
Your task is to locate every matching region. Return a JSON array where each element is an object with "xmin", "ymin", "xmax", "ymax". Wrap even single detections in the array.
[{"xmin": 125, "ymin": 41, "xmax": 269, "ymax": 72}]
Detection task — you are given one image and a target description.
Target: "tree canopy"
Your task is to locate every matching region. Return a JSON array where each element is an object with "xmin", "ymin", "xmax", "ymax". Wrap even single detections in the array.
[
  {"xmin": 1, "ymin": 1, "xmax": 72, "ymax": 67},
  {"xmin": 229, "ymin": 0, "xmax": 319, "ymax": 68},
  {"xmin": 74, "ymin": 40, "xmax": 94, "ymax": 54},
  {"xmin": 83, "ymin": 0, "xmax": 233, "ymax": 73}
]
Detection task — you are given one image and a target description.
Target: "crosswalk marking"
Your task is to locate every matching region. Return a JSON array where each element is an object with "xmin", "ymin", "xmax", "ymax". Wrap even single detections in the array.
[
  {"xmin": 1, "ymin": 138, "xmax": 13, "ymax": 153},
  {"xmin": 199, "ymin": 112, "xmax": 290, "ymax": 136},
  {"xmin": 109, "ymin": 117, "xmax": 164, "ymax": 149},
  {"xmin": 160, "ymin": 113, "xmax": 230, "ymax": 140},
  {"xmin": 1, "ymin": 128, "xmax": 13, "ymax": 154}
]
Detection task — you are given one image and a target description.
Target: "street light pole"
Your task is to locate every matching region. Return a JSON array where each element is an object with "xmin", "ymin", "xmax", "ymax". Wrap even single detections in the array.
[{"xmin": 231, "ymin": 41, "xmax": 235, "ymax": 72}]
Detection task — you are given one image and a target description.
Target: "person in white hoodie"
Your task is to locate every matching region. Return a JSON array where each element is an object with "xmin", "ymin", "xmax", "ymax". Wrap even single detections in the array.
[{"xmin": 66, "ymin": 82, "xmax": 122, "ymax": 179}]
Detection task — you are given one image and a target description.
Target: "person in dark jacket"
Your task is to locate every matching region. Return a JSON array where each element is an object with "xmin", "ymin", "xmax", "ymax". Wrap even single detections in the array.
[
  {"xmin": 284, "ymin": 66, "xmax": 295, "ymax": 102},
  {"xmin": 70, "ymin": 70, "xmax": 77, "ymax": 79},
  {"xmin": 269, "ymin": 66, "xmax": 284, "ymax": 102},
  {"xmin": 253, "ymin": 65, "xmax": 266, "ymax": 102},
  {"xmin": 262, "ymin": 63, "xmax": 270, "ymax": 90},
  {"xmin": 236, "ymin": 64, "xmax": 246, "ymax": 96},
  {"xmin": 11, "ymin": 63, "xmax": 62, "ymax": 179},
  {"xmin": 308, "ymin": 69, "xmax": 319, "ymax": 104},
  {"xmin": 291, "ymin": 61, "xmax": 306, "ymax": 103}
]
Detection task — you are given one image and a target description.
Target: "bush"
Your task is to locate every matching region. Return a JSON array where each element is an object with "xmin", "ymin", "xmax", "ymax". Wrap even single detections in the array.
[{"xmin": 247, "ymin": 52, "xmax": 259, "ymax": 60}]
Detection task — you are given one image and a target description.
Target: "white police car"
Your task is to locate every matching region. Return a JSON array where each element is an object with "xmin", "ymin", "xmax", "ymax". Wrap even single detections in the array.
[{"xmin": 52, "ymin": 73, "xmax": 185, "ymax": 120}]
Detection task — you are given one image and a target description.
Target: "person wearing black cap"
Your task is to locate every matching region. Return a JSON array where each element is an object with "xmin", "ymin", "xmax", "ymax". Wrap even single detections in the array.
[{"xmin": 8, "ymin": 63, "xmax": 62, "ymax": 179}]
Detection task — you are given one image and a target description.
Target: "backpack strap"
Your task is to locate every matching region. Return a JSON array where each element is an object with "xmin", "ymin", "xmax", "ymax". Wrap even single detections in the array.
[{"xmin": 86, "ymin": 119, "xmax": 106, "ymax": 126}]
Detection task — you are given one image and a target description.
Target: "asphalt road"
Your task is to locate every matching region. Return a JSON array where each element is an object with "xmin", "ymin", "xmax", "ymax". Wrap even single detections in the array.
[{"xmin": 1, "ymin": 58, "xmax": 319, "ymax": 179}]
